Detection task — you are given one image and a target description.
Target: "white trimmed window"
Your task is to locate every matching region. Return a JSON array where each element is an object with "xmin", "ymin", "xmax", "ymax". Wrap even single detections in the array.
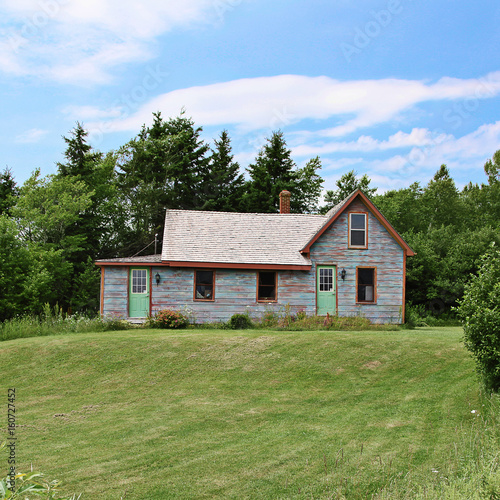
[{"xmin": 349, "ymin": 213, "xmax": 367, "ymax": 248}]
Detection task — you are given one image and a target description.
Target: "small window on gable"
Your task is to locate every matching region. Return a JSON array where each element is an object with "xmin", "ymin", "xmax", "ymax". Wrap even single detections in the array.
[
  {"xmin": 357, "ymin": 267, "xmax": 376, "ymax": 303},
  {"xmin": 349, "ymin": 213, "xmax": 367, "ymax": 248},
  {"xmin": 257, "ymin": 271, "xmax": 277, "ymax": 302},
  {"xmin": 194, "ymin": 270, "xmax": 214, "ymax": 301}
]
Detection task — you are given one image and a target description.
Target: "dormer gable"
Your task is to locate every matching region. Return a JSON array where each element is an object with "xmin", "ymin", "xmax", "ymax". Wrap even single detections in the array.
[{"xmin": 300, "ymin": 189, "xmax": 415, "ymax": 256}]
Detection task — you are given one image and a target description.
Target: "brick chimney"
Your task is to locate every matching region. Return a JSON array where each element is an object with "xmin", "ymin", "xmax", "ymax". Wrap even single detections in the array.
[{"xmin": 279, "ymin": 190, "xmax": 291, "ymax": 214}]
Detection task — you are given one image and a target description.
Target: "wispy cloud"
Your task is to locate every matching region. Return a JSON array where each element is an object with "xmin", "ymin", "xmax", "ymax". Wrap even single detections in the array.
[
  {"xmin": 0, "ymin": 0, "xmax": 239, "ymax": 84},
  {"xmin": 88, "ymin": 72, "xmax": 500, "ymax": 136},
  {"xmin": 15, "ymin": 128, "xmax": 48, "ymax": 143}
]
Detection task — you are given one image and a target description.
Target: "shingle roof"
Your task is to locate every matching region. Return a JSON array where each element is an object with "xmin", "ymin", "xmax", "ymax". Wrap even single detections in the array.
[
  {"xmin": 95, "ymin": 190, "xmax": 414, "ymax": 267},
  {"xmin": 96, "ymin": 254, "xmax": 162, "ymax": 264},
  {"xmin": 161, "ymin": 210, "xmax": 327, "ymax": 266}
]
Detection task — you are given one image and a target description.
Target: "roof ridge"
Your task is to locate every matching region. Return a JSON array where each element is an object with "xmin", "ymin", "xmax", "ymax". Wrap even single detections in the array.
[{"xmin": 165, "ymin": 208, "xmax": 325, "ymax": 217}]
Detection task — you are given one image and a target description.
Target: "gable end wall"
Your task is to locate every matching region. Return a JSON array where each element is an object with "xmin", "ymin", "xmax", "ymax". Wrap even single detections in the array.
[{"xmin": 310, "ymin": 199, "xmax": 404, "ymax": 323}]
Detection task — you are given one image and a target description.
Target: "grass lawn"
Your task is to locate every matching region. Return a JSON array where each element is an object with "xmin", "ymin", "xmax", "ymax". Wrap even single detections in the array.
[{"xmin": 0, "ymin": 327, "xmax": 491, "ymax": 499}]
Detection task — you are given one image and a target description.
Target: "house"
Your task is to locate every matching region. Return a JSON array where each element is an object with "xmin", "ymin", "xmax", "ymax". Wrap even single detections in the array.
[{"xmin": 95, "ymin": 189, "xmax": 414, "ymax": 324}]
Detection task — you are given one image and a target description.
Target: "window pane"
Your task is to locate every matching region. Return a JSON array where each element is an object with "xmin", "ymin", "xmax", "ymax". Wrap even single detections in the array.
[
  {"xmin": 357, "ymin": 268, "xmax": 375, "ymax": 302},
  {"xmin": 196, "ymin": 285, "xmax": 213, "ymax": 299},
  {"xmin": 259, "ymin": 272, "xmax": 275, "ymax": 286},
  {"xmin": 132, "ymin": 270, "xmax": 147, "ymax": 294},
  {"xmin": 351, "ymin": 214, "xmax": 366, "ymax": 230},
  {"xmin": 258, "ymin": 286, "xmax": 275, "ymax": 300},
  {"xmin": 196, "ymin": 271, "xmax": 213, "ymax": 285},
  {"xmin": 195, "ymin": 271, "xmax": 213, "ymax": 299},
  {"xmin": 258, "ymin": 272, "xmax": 276, "ymax": 300},
  {"xmin": 358, "ymin": 268, "xmax": 374, "ymax": 285},
  {"xmin": 319, "ymin": 268, "xmax": 333, "ymax": 292},
  {"xmin": 351, "ymin": 230, "xmax": 365, "ymax": 246}
]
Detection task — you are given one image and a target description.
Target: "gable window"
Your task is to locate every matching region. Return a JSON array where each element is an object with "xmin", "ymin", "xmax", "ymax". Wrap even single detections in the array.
[
  {"xmin": 357, "ymin": 267, "xmax": 376, "ymax": 303},
  {"xmin": 194, "ymin": 270, "xmax": 214, "ymax": 301},
  {"xmin": 257, "ymin": 271, "xmax": 277, "ymax": 301},
  {"xmin": 349, "ymin": 213, "xmax": 367, "ymax": 248}
]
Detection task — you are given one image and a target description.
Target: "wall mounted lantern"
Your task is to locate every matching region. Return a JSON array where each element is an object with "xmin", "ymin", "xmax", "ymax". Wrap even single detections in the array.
[
  {"xmin": 155, "ymin": 272, "xmax": 161, "ymax": 286},
  {"xmin": 340, "ymin": 268, "xmax": 347, "ymax": 281}
]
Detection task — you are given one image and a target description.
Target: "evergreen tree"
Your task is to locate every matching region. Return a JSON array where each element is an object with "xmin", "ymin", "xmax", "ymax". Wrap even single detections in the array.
[
  {"xmin": 0, "ymin": 167, "xmax": 19, "ymax": 216},
  {"xmin": 202, "ymin": 130, "xmax": 245, "ymax": 212},
  {"xmin": 117, "ymin": 111, "xmax": 211, "ymax": 254},
  {"xmin": 57, "ymin": 122, "xmax": 102, "ymax": 178},
  {"xmin": 245, "ymin": 131, "xmax": 323, "ymax": 213},
  {"xmin": 294, "ymin": 156, "xmax": 324, "ymax": 214},
  {"xmin": 245, "ymin": 131, "xmax": 297, "ymax": 213}
]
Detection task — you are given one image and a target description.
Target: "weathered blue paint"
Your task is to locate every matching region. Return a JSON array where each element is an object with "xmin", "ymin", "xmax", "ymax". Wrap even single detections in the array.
[
  {"xmin": 100, "ymin": 198, "xmax": 406, "ymax": 324},
  {"xmin": 309, "ymin": 199, "xmax": 404, "ymax": 323},
  {"xmin": 102, "ymin": 266, "xmax": 129, "ymax": 319}
]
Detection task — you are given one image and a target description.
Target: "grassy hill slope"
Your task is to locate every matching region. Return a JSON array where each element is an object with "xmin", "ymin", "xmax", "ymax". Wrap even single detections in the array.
[{"xmin": 1, "ymin": 327, "xmax": 494, "ymax": 499}]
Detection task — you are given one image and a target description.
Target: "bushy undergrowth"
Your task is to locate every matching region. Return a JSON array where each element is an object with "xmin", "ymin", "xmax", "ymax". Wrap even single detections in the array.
[
  {"xmin": 148, "ymin": 309, "xmax": 189, "ymax": 329},
  {"xmin": 404, "ymin": 303, "xmax": 461, "ymax": 329},
  {"xmin": 253, "ymin": 304, "xmax": 398, "ymax": 331},
  {"xmin": 228, "ymin": 313, "xmax": 254, "ymax": 329},
  {"xmin": 0, "ymin": 304, "xmax": 130, "ymax": 342}
]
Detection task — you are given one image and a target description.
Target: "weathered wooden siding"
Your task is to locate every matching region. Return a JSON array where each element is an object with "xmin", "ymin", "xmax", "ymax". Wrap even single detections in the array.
[
  {"xmin": 102, "ymin": 266, "xmax": 129, "ymax": 318},
  {"xmin": 310, "ymin": 199, "xmax": 404, "ymax": 323},
  {"xmin": 150, "ymin": 267, "xmax": 316, "ymax": 323},
  {"xmin": 101, "ymin": 198, "xmax": 405, "ymax": 324}
]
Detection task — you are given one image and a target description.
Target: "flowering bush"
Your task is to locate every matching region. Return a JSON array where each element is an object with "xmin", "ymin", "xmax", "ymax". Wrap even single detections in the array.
[{"xmin": 150, "ymin": 309, "xmax": 189, "ymax": 329}]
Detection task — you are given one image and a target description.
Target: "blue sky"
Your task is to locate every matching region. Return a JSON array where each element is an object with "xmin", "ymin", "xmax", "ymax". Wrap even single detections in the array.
[{"xmin": 1, "ymin": 0, "xmax": 500, "ymax": 194}]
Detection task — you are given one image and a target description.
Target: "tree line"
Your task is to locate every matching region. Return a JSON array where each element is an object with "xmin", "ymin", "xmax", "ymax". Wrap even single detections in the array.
[{"xmin": 1, "ymin": 110, "xmax": 499, "ymax": 321}]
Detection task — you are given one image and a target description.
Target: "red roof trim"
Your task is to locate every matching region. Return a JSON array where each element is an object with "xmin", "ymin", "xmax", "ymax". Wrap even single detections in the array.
[
  {"xmin": 96, "ymin": 261, "xmax": 311, "ymax": 271},
  {"xmin": 300, "ymin": 189, "xmax": 415, "ymax": 256},
  {"xmin": 164, "ymin": 261, "xmax": 311, "ymax": 271},
  {"xmin": 95, "ymin": 261, "xmax": 169, "ymax": 267}
]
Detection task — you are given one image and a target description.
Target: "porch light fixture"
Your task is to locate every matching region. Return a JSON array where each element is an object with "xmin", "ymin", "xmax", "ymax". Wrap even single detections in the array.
[
  {"xmin": 340, "ymin": 268, "xmax": 347, "ymax": 281},
  {"xmin": 155, "ymin": 272, "xmax": 161, "ymax": 286}
]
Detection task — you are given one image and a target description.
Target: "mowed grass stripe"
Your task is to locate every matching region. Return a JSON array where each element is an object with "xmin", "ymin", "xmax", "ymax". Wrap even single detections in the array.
[{"xmin": 1, "ymin": 327, "xmax": 481, "ymax": 499}]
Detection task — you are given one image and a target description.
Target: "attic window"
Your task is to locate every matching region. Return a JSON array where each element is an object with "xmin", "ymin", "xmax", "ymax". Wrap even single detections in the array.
[
  {"xmin": 349, "ymin": 213, "xmax": 367, "ymax": 248},
  {"xmin": 257, "ymin": 271, "xmax": 277, "ymax": 302},
  {"xmin": 194, "ymin": 270, "xmax": 214, "ymax": 301}
]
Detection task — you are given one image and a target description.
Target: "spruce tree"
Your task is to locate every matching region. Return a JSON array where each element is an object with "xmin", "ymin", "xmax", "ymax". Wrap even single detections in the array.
[{"xmin": 202, "ymin": 130, "xmax": 245, "ymax": 212}]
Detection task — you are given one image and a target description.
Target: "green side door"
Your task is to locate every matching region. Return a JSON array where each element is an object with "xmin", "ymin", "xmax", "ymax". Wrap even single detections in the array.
[
  {"xmin": 317, "ymin": 266, "xmax": 336, "ymax": 316},
  {"xmin": 129, "ymin": 268, "xmax": 150, "ymax": 318}
]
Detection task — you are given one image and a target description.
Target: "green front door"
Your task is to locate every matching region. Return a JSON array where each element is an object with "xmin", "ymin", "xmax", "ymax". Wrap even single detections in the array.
[
  {"xmin": 129, "ymin": 268, "xmax": 150, "ymax": 318},
  {"xmin": 317, "ymin": 266, "xmax": 336, "ymax": 316}
]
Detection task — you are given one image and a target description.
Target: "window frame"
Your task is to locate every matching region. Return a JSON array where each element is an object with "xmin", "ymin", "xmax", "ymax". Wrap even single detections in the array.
[
  {"xmin": 131, "ymin": 268, "xmax": 148, "ymax": 294},
  {"xmin": 348, "ymin": 212, "xmax": 368, "ymax": 249},
  {"xmin": 193, "ymin": 269, "xmax": 215, "ymax": 302},
  {"xmin": 256, "ymin": 271, "xmax": 278, "ymax": 302},
  {"xmin": 356, "ymin": 266, "xmax": 377, "ymax": 304}
]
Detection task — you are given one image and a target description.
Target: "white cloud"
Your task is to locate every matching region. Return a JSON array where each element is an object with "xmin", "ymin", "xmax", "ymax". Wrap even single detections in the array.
[
  {"xmin": 90, "ymin": 72, "xmax": 500, "ymax": 137},
  {"xmin": 15, "ymin": 128, "xmax": 48, "ymax": 143},
  {"xmin": 0, "ymin": 0, "xmax": 238, "ymax": 84}
]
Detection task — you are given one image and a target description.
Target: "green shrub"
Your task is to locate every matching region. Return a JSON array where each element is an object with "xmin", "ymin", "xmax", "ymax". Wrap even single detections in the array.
[
  {"xmin": 456, "ymin": 245, "xmax": 500, "ymax": 392},
  {"xmin": 228, "ymin": 313, "xmax": 253, "ymax": 330},
  {"xmin": 149, "ymin": 309, "xmax": 189, "ymax": 329}
]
